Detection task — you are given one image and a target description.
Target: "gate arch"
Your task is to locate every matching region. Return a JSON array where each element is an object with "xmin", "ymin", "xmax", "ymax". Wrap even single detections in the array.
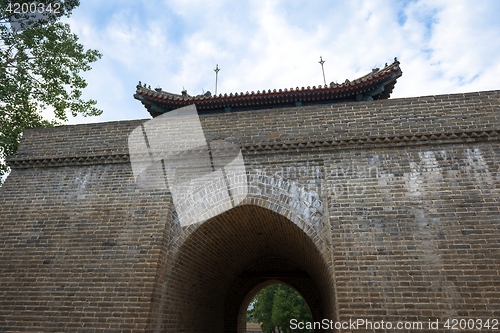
[
  {"xmin": 154, "ymin": 172, "xmax": 336, "ymax": 332},
  {"xmin": 229, "ymin": 257, "xmax": 326, "ymax": 332},
  {"xmin": 237, "ymin": 279, "xmax": 316, "ymax": 332}
]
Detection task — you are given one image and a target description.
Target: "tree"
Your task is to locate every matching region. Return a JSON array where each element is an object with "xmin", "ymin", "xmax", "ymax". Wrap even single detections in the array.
[
  {"xmin": 250, "ymin": 285, "xmax": 276, "ymax": 333},
  {"xmin": 271, "ymin": 285, "xmax": 313, "ymax": 333},
  {"xmin": 248, "ymin": 284, "xmax": 313, "ymax": 333},
  {"xmin": 0, "ymin": 0, "xmax": 102, "ymax": 184}
]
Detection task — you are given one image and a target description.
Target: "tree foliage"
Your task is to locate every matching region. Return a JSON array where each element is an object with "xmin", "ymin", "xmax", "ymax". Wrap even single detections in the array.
[
  {"xmin": 248, "ymin": 284, "xmax": 313, "ymax": 333},
  {"xmin": 0, "ymin": 0, "xmax": 102, "ymax": 184}
]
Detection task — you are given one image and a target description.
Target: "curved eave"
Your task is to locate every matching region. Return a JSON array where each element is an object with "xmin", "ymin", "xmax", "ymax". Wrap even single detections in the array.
[{"xmin": 135, "ymin": 61, "xmax": 402, "ymax": 117}]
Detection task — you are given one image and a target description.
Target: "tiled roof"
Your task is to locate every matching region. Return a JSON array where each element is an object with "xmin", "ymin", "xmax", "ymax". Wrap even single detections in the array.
[{"xmin": 135, "ymin": 58, "xmax": 402, "ymax": 117}]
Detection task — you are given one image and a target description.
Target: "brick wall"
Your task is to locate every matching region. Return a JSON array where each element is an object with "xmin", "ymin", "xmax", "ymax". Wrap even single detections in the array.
[{"xmin": 0, "ymin": 90, "xmax": 499, "ymax": 332}]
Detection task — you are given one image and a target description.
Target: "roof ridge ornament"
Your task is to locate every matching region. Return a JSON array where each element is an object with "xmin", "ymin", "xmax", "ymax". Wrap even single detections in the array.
[
  {"xmin": 214, "ymin": 64, "xmax": 220, "ymax": 96},
  {"xmin": 318, "ymin": 56, "xmax": 327, "ymax": 86}
]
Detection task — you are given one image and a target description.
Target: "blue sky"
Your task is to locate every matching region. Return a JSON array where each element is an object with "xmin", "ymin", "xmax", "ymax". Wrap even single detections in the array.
[{"xmin": 55, "ymin": 0, "xmax": 500, "ymax": 124}]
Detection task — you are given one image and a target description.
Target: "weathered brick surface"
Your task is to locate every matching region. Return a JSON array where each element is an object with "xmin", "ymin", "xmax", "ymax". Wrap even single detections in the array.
[{"xmin": 0, "ymin": 90, "xmax": 499, "ymax": 332}]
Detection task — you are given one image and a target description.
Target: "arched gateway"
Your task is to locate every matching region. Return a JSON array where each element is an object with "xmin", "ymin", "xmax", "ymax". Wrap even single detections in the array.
[
  {"xmin": 1, "ymin": 61, "xmax": 500, "ymax": 332},
  {"xmin": 149, "ymin": 172, "xmax": 335, "ymax": 332}
]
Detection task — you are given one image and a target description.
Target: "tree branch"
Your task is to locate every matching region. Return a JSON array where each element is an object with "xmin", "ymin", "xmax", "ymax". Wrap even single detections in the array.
[
  {"xmin": 2, "ymin": 50, "xmax": 20, "ymax": 67},
  {"xmin": 3, "ymin": 52, "xmax": 39, "ymax": 67}
]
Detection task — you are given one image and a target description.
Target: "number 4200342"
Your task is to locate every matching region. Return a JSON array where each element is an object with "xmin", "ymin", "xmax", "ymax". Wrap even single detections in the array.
[
  {"xmin": 6, "ymin": 2, "xmax": 61, "ymax": 14},
  {"xmin": 444, "ymin": 318, "xmax": 499, "ymax": 330}
]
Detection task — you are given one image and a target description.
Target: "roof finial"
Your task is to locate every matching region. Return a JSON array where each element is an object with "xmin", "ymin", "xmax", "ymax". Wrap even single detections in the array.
[
  {"xmin": 319, "ymin": 56, "xmax": 327, "ymax": 86},
  {"xmin": 214, "ymin": 64, "xmax": 220, "ymax": 96}
]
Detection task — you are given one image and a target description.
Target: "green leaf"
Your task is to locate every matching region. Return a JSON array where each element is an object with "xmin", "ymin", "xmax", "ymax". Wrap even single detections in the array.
[
  {"xmin": 248, "ymin": 284, "xmax": 313, "ymax": 333},
  {"xmin": 0, "ymin": 0, "xmax": 102, "ymax": 185}
]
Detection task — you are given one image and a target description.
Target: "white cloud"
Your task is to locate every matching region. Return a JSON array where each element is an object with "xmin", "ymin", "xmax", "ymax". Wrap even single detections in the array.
[{"xmin": 56, "ymin": 0, "xmax": 500, "ymax": 124}]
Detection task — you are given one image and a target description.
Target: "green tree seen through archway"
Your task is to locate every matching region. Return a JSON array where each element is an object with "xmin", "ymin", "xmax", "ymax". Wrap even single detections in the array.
[{"xmin": 247, "ymin": 284, "xmax": 313, "ymax": 333}]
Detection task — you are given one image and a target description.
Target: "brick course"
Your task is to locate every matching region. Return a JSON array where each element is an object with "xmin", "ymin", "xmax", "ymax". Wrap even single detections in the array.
[{"xmin": 0, "ymin": 90, "xmax": 499, "ymax": 332}]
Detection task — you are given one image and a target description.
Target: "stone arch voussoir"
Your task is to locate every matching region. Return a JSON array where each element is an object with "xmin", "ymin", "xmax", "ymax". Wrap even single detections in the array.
[{"xmin": 168, "ymin": 171, "xmax": 331, "ymax": 258}]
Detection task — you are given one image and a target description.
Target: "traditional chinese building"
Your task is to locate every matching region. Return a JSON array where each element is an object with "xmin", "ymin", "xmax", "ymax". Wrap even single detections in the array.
[{"xmin": 135, "ymin": 58, "xmax": 402, "ymax": 116}]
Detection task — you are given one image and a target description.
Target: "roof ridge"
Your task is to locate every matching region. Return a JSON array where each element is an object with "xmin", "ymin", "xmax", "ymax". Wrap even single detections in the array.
[{"xmin": 134, "ymin": 58, "xmax": 402, "ymax": 116}]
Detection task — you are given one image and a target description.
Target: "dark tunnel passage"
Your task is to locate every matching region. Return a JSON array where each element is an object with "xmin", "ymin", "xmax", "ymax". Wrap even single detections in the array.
[{"xmin": 159, "ymin": 204, "xmax": 335, "ymax": 332}]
